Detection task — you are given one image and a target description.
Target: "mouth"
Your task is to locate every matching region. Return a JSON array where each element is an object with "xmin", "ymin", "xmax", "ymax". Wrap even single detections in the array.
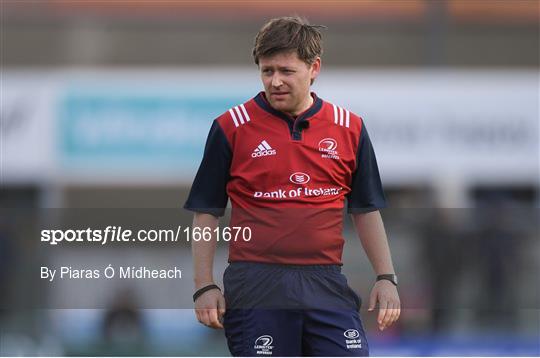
[{"xmin": 271, "ymin": 92, "xmax": 289, "ymax": 98}]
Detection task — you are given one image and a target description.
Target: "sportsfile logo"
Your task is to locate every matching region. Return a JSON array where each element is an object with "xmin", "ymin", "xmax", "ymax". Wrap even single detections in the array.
[
  {"xmin": 254, "ymin": 335, "xmax": 274, "ymax": 355},
  {"xmin": 252, "ymin": 140, "xmax": 276, "ymax": 158},
  {"xmin": 344, "ymin": 329, "xmax": 362, "ymax": 349},
  {"xmin": 318, "ymin": 138, "xmax": 340, "ymax": 160}
]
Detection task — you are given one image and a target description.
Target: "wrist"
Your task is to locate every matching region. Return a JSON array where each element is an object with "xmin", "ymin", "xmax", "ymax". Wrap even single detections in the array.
[
  {"xmin": 194, "ymin": 280, "xmax": 215, "ymax": 290},
  {"xmin": 193, "ymin": 284, "xmax": 221, "ymax": 302},
  {"xmin": 376, "ymin": 274, "xmax": 398, "ymax": 286}
]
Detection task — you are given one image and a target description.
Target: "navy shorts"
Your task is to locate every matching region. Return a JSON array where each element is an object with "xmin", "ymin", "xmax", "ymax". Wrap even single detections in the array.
[{"xmin": 222, "ymin": 262, "xmax": 369, "ymax": 357}]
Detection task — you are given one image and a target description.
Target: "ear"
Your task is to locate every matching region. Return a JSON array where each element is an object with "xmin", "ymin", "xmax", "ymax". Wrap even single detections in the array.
[{"xmin": 310, "ymin": 57, "xmax": 321, "ymax": 81}]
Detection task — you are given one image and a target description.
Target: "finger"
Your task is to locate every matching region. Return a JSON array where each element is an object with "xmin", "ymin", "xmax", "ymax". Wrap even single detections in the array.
[
  {"xmin": 381, "ymin": 308, "xmax": 392, "ymax": 330},
  {"xmin": 380, "ymin": 307, "xmax": 392, "ymax": 329},
  {"xmin": 195, "ymin": 308, "xmax": 206, "ymax": 324},
  {"xmin": 368, "ymin": 291, "xmax": 377, "ymax": 311},
  {"xmin": 383, "ymin": 302, "xmax": 396, "ymax": 328},
  {"xmin": 385, "ymin": 303, "xmax": 398, "ymax": 328},
  {"xmin": 381, "ymin": 303, "xmax": 394, "ymax": 330},
  {"xmin": 199, "ymin": 310, "xmax": 210, "ymax": 326},
  {"xmin": 195, "ymin": 304, "xmax": 208, "ymax": 321},
  {"xmin": 392, "ymin": 304, "xmax": 401, "ymax": 324},
  {"xmin": 218, "ymin": 295, "xmax": 227, "ymax": 318},
  {"xmin": 393, "ymin": 302, "xmax": 401, "ymax": 321},
  {"xmin": 393, "ymin": 303, "xmax": 400, "ymax": 322},
  {"xmin": 377, "ymin": 300, "xmax": 388, "ymax": 327},
  {"xmin": 208, "ymin": 308, "xmax": 223, "ymax": 329}
]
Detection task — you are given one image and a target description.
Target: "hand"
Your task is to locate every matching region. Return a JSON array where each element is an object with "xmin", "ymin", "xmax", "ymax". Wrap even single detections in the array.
[
  {"xmin": 194, "ymin": 286, "xmax": 226, "ymax": 329},
  {"xmin": 368, "ymin": 280, "xmax": 400, "ymax": 331}
]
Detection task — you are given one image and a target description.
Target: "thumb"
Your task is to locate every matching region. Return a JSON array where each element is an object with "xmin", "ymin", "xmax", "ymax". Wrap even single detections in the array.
[{"xmin": 368, "ymin": 290, "xmax": 377, "ymax": 311}]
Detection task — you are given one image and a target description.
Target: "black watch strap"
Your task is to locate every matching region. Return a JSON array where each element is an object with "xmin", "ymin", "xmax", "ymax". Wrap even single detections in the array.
[
  {"xmin": 193, "ymin": 284, "xmax": 221, "ymax": 302},
  {"xmin": 376, "ymin": 274, "xmax": 398, "ymax": 286}
]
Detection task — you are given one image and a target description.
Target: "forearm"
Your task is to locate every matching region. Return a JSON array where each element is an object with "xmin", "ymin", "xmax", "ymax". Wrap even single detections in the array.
[
  {"xmin": 192, "ymin": 212, "xmax": 220, "ymax": 289},
  {"xmin": 352, "ymin": 211, "xmax": 395, "ymax": 275}
]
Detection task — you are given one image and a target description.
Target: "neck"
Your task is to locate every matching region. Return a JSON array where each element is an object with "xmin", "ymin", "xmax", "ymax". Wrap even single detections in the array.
[{"xmin": 287, "ymin": 93, "xmax": 313, "ymax": 117}]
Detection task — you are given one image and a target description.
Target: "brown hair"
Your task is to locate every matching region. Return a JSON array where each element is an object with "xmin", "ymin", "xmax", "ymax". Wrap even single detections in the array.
[{"xmin": 252, "ymin": 16, "xmax": 325, "ymax": 66}]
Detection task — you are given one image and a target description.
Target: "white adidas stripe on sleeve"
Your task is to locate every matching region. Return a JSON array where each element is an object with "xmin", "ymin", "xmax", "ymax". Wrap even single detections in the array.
[
  {"xmin": 228, "ymin": 108, "xmax": 239, "ymax": 127},
  {"xmin": 332, "ymin": 104, "xmax": 351, "ymax": 128},
  {"xmin": 229, "ymin": 104, "xmax": 251, "ymax": 127},
  {"xmin": 240, "ymin": 104, "xmax": 251, "ymax": 122},
  {"xmin": 234, "ymin": 106, "xmax": 245, "ymax": 124}
]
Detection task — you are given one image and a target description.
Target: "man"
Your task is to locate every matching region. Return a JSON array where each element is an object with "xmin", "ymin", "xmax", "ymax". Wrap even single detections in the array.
[{"xmin": 184, "ymin": 16, "xmax": 400, "ymax": 356}]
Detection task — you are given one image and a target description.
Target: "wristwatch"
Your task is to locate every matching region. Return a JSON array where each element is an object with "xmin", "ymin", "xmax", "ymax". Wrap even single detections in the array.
[{"xmin": 376, "ymin": 274, "xmax": 398, "ymax": 286}]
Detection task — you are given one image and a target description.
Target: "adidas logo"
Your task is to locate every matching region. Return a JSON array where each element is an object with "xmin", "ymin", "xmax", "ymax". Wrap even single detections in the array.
[{"xmin": 252, "ymin": 140, "xmax": 277, "ymax": 158}]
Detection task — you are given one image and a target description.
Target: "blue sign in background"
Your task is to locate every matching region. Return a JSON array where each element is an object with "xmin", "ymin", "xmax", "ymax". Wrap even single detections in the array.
[{"xmin": 59, "ymin": 91, "xmax": 244, "ymax": 173}]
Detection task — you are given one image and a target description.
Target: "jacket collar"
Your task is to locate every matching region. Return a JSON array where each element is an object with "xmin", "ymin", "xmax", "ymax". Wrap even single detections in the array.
[{"xmin": 254, "ymin": 91, "xmax": 323, "ymax": 123}]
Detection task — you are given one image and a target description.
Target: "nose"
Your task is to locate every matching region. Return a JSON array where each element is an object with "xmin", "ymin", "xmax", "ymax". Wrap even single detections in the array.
[{"xmin": 271, "ymin": 74, "xmax": 283, "ymax": 88}]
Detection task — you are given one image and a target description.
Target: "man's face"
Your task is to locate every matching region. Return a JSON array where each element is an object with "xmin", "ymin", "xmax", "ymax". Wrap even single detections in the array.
[{"xmin": 259, "ymin": 51, "xmax": 321, "ymax": 116}]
